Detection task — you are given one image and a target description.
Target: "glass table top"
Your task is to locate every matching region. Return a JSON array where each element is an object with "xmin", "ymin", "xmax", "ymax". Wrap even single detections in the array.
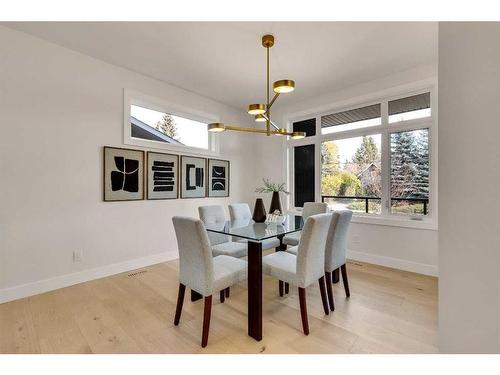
[{"xmin": 205, "ymin": 215, "xmax": 303, "ymax": 242}]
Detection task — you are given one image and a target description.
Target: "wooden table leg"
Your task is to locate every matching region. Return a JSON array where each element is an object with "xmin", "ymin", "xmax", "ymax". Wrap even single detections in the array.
[
  {"xmin": 191, "ymin": 290, "xmax": 203, "ymax": 302},
  {"xmin": 332, "ymin": 268, "xmax": 340, "ymax": 284},
  {"xmin": 248, "ymin": 240, "xmax": 263, "ymax": 341}
]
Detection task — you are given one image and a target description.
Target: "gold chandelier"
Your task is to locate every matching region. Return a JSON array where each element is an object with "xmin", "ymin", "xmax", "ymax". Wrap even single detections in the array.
[{"xmin": 208, "ymin": 34, "xmax": 306, "ymax": 139}]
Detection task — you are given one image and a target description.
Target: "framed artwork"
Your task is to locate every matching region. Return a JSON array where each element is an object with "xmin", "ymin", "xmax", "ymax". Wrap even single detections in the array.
[
  {"xmin": 180, "ymin": 156, "xmax": 207, "ymax": 198},
  {"xmin": 208, "ymin": 159, "xmax": 230, "ymax": 197},
  {"xmin": 147, "ymin": 152, "xmax": 179, "ymax": 200},
  {"xmin": 103, "ymin": 147, "xmax": 144, "ymax": 201}
]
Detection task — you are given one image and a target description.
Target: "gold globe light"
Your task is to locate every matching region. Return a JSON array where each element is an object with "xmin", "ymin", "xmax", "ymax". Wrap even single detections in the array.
[
  {"xmin": 255, "ymin": 114, "xmax": 266, "ymax": 122},
  {"xmin": 248, "ymin": 104, "xmax": 266, "ymax": 115},
  {"xmin": 208, "ymin": 123, "xmax": 226, "ymax": 132},
  {"xmin": 273, "ymin": 80, "xmax": 295, "ymax": 94},
  {"xmin": 290, "ymin": 131, "xmax": 306, "ymax": 139}
]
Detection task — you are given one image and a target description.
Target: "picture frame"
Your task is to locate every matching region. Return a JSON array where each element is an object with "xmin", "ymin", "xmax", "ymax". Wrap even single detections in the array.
[
  {"xmin": 207, "ymin": 158, "xmax": 230, "ymax": 197},
  {"xmin": 103, "ymin": 146, "xmax": 145, "ymax": 201},
  {"xmin": 180, "ymin": 155, "xmax": 207, "ymax": 199},
  {"xmin": 146, "ymin": 152, "xmax": 179, "ymax": 200}
]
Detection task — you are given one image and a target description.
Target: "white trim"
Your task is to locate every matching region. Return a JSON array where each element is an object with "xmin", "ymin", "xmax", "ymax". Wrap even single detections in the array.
[
  {"xmin": 123, "ymin": 88, "xmax": 220, "ymax": 157},
  {"xmin": 0, "ymin": 251, "xmax": 178, "ymax": 304},
  {"xmin": 347, "ymin": 249, "xmax": 438, "ymax": 277}
]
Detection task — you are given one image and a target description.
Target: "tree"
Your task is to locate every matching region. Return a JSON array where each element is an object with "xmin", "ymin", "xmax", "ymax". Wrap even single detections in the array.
[
  {"xmin": 156, "ymin": 114, "xmax": 178, "ymax": 139},
  {"xmin": 413, "ymin": 130, "xmax": 429, "ymax": 198},
  {"xmin": 390, "ymin": 131, "xmax": 418, "ymax": 198},
  {"xmin": 322, "ymin": 171, "xmax": 362, "ymax": 197},
  {"xmin": 352, "ymin": 136, "xmax": 379, "ymax": 170},
  {"xmin": 321, "ymin": 142, "xmax": 340, "ymax": 177}
]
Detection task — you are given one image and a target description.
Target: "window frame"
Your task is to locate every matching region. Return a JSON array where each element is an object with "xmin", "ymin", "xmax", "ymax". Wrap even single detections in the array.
[
  {"xmin": 285, "ymin": 80, "xmax": 437, "ymax": 230},
  {"xmin": 123, "ymin": 89, "xmax": 220, "ymax": 156}
]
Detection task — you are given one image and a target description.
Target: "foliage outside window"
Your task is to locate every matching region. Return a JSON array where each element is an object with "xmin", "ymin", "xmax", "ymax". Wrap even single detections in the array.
[
  {"xmin": 390, "ymin": 129, "xmax": 429, "ymax": 215},
  {"xmin": 321, "ymin": 135, "xmax": 381, "ymax": 214}
]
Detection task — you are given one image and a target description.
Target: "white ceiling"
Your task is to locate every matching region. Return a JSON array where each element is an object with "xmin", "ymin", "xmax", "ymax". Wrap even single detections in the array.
[{"xmin": 5, "ymin": 22, "xmax": 438, "ymax": 110}]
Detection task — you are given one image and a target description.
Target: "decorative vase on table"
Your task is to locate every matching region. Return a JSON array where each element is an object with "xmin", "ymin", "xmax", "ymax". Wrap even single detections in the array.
[
  {"xmin": 252, "ymin": 198, "xmax": 267, "ymax": 223},
  {"xmin": 269, "ymin": 191, "xmax": 282, "ymax": 214}
]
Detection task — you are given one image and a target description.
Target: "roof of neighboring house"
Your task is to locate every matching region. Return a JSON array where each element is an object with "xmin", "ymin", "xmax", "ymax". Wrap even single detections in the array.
[
  {"xmin": 357, "ymin": 162, "xmax": 380, "ymax": 177},
  {"xmin": 130, "ymin": 116, "xmax": 183, "ymax": 145}
]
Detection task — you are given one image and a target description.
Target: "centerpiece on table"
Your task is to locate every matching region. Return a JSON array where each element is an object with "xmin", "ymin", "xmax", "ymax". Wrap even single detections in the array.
[{"xmin": 253, "ymin": 179, "xmax": 289, "ymax": 223}]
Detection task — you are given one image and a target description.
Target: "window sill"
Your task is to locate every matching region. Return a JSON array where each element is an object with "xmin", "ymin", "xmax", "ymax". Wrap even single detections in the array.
[{"xmin": 286, "ymin": 208, "xmax": 437, "ymax": 231}]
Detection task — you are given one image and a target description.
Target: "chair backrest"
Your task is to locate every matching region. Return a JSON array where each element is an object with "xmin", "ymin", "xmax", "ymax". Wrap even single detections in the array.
[
  {"xmin": 302, "ymin": 202, "xmax": 329, "ymax": 220},
  {"xmin": 172, "ymin": 216, "xmax": 214, "ymax": 296},
  {"xmin": 228, "ymin": 203, "xmax": 252, "ymax": 221},
  {"xmin": 324, "ymin": 210, "xmax": 353, "ymax": 272},
  {"xmin": 295, "ymin": 213, "xmax": 332, "ymax": 288},
  {"xmin": 198, "ymin": 205, "xmax": 228, "ymax": 245}
]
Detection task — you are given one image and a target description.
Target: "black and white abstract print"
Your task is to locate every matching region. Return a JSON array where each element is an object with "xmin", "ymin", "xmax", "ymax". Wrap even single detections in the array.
[
  {"xmin": 208, "ymin": 159, "xmax": 230, "ymax": 197},
  {"xmin": 104, "ymin": 147, "xmax": 144, "ymax": 201},
  {"xmin": 147, "ymin": 152, "xmax": 178, "ymax": 199},
  {"xmin": 181, "ymin": 156, "xmax": 206, "ymax": 198}
]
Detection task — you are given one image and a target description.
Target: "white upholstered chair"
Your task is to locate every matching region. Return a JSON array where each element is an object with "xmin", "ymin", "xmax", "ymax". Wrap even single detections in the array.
[
  {"xmin": 172, "ymin": 216, "xmax": 247, "ymax": 347},
  {"xmin": 282, "ymin": 202, "xmax": 329, "ymax": 246},
  {"xmin": 262, "ymin": 213, "xmax": 332, "ymax": 335},
  {"xmin": 228, "ymin": 203, "xmax": 280, "ymax": 251},
  {"xmin": 323, "ymin": 210, "xmax": 353, "ymax": 311},
  {"xmin": 198, "ymin": 205, "xmax": 248, "ymax": 258},
  {"xmin": 286, "ymin": 210, "xmax": 353, "ymax": 311}
]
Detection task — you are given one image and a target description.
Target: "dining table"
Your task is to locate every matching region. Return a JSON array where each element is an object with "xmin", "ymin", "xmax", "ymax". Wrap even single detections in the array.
[{"xmin": 202, "ymin": 215, "xmax": 304, "ymax": 341}]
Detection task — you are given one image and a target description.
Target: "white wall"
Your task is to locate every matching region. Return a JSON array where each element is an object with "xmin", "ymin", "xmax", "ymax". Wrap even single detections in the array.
[
  {"xmin": 438, "ymin": 22, "xmax": 500, "ymax": 353},
  {"xmin": 0, "ymin": 26, "xmax": 258, "ymax": 302},
  {"xmin": 254, "ymin": 64, "xmax": 439, "ymax": 276}
]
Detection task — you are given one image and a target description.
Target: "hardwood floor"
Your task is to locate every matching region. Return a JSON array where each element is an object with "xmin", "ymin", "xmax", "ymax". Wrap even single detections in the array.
[{"xmin": 0, "ymin": 259, "xmax": 438, "ymax": 353}]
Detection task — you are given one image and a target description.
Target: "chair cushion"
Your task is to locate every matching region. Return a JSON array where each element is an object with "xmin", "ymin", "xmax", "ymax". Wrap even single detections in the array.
[
  {"xmin": 237, "ymin": 237, "xmax": 280, "ymax": 250},
  {"xmin": 262, "ymin": 252, "xmax": 298, "ymax": 286},
  {"xmin": 211, "ymin": 241, "xmax": 248, "ymax": 258},
  {"xmin": 285, "ymin": 245, "xmax": 298, "ymax": 255},
  {"xmin": 283, "ymin": 232, "xmax": 301, "ymax": 246},
  {"xmin": 212, "ymin": 255, "xmax": 248, "ymax": 293}
]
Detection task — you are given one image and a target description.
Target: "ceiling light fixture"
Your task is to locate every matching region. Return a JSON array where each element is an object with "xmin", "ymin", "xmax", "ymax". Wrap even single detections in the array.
[{"xmin": 208, "ymin": 34, "xmax": 305, "ymax": 139}]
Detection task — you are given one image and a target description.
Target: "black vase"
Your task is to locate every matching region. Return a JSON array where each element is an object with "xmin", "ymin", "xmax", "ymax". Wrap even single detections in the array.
[
  {"xmin": 269, "ymin": 191, "xmax": 282, "ymax": 214},
  {"xmin": 252, "ymin": 198, "xmax": 267, "ymax": 223}
]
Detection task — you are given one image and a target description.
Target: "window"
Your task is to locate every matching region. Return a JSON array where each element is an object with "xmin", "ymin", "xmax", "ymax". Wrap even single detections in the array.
[
  {"xmin": 293, "ymin": 118, "xmax": 316, "ymax": 137},
  {"xmin": 321, "ymin": 135, "xmax": 382, "ymax": 214},
  {"xmin": 390, "ymin": 129, "xmax": 429, "ymax": 215},
  {"xmin": 389, "ymin": 92, "xmax": 431, "ymax": 123},
  {"xmin": 124, "ymin": 90, "xmax": 218, "ymax": 155},
  {"xmin": 294, "ymin": 144, "xmax": 315, "ymax": 207},
  {"xmin": 130, "ymin": 105, "xmax": 208, "ymax": 149},
  {"xmin": 288, "ymin": 87, "xmax": 435, "ymax": 227},
  {"xmin": 321, "ymin": 104, "xmax": 381, "ymax": 134}
]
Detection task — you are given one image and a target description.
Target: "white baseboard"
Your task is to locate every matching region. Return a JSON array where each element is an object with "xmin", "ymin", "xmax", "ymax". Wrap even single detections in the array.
[
  {"xmin": 347, "ymin": 249, "xmax": 438, "ymax": 277},
  {"xmin": 0, "ymin": 251, "xmax": 178, "ymax": 304}
]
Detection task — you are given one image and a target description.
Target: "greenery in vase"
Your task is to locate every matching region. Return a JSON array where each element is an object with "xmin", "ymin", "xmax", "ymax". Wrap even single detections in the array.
[{"xmin": 255, "ymin": 179, "xmax": 289, "ymax": 194}]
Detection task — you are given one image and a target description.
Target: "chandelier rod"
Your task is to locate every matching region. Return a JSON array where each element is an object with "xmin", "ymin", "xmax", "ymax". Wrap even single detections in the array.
[{"xmin": 266, "ymin": 44, "xmax": 270, "ymax": 136}]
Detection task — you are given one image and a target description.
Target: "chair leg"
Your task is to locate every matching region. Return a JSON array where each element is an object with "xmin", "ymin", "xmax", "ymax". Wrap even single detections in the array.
[
  {"xmin": 325, "ymin": 272, "xmax": 335, "ymax": 311},
  {"xmin": 174, "ymin": 283, "xmax": 186, "ymax": 325},
  {"xmin": 340, "ymin": 264, "xmax": 350, "ymax": 297},
  {"xmin": 201, "ymin": 295, "xmax": 212, "ymax": 347},
  {"xmin": 279, "ymin": 281, "xmax": 284, "ymax": 297},
  {"xmin": 285, "ymin": 282, "xmax": 289, "ymax": 294},
  {"xmin": 318, "ymin": 276, "xmax": 329, "ymax": 315},
  {"xmin": 298, "ymin": 287, "xmax": 309, "ymax": 335},
  {"xmin": 225, "ymin": 287, "xmax": 230, "ymax": 298},
  {"xmin": 219, "ymin": 290, "xmax": 225, "ymax": 303}
]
